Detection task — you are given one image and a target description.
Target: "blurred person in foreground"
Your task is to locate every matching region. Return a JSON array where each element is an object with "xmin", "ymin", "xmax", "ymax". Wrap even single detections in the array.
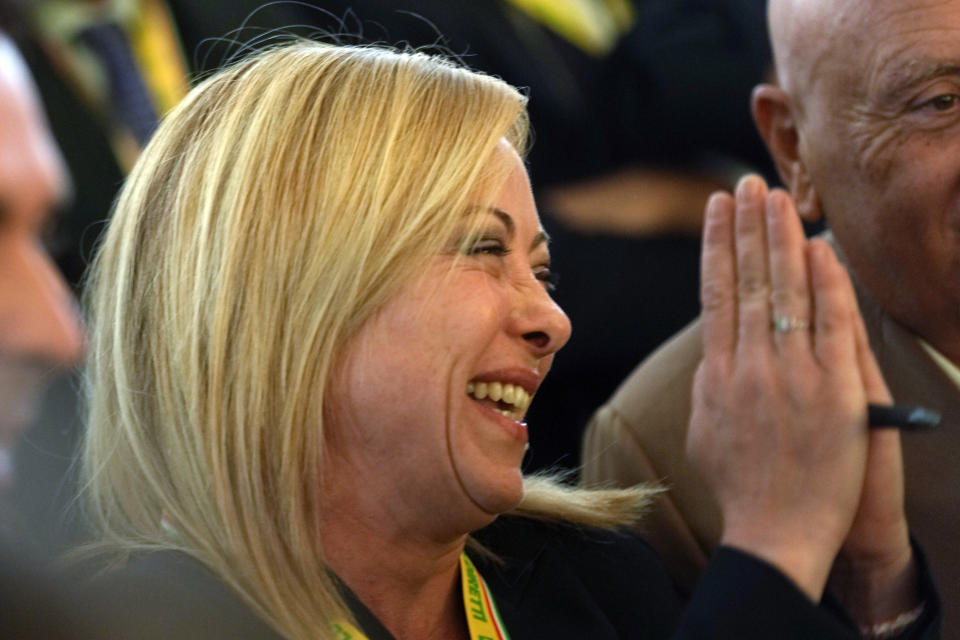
[
  {"xmin": 0, "ymin": 2, "xmax": 83, "ymax": 509},
  {"xmin": 582, "ymin": 0, "xmax": 960, "ymax": 626},
  {"xmin": 79, "ymin": 41, "xmax": 938, "ymax": 639},
  {"xmin": 0, "ymin": 4, "xmax": 97, "ymax": 637}
]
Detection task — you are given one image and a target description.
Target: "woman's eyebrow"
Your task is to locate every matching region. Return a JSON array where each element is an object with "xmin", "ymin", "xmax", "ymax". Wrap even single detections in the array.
[
  {"xmin": 490, "ymin": 207, "xmax": 515, "ymax": 236},
  {"xmin": 464, "ymin": 205, "xmax": 514, "ymax": 234},
  {"xmin": 492, "ymin": 207, "xmax": 550, "ymax": 251},
  {"xmin": 531, "ymin": 229, "xmax": 549, "ymax": 252}
]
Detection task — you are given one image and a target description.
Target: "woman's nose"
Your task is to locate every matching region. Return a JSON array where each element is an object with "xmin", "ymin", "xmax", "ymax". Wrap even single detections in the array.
[{"xmin": 509, "ymin": 281, "xmax": 572, "ymax": 358}]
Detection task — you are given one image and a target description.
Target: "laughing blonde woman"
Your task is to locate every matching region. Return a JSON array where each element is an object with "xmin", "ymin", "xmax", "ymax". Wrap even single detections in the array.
[{"xmin": 80, "ymin": 41, "xmax": 938, "ymax": 640}]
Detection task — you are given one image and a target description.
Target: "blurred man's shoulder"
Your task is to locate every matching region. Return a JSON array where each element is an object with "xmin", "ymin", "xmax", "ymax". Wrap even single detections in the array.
[
  {"xmin": 84, "ymin": 550, "xmax": 282, "ymax": 640},
  {"xmin": 588, "ymin": 319, "xmax": 702, "ymax": 443}
]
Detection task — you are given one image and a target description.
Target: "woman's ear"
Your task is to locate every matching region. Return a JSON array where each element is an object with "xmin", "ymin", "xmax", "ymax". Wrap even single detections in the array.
[{"xmin": 751, "ymin": 84, "xmax": 823, "ymax": 223}]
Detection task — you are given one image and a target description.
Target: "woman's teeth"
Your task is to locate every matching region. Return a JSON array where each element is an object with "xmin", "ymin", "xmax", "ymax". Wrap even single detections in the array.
[{"xmin": 466, "ymin": 381, "xmax": 531, "ymax": 421}]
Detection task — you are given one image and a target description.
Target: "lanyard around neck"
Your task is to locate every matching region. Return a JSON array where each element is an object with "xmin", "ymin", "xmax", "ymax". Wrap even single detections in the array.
[
  {"xmin": 460, "ymin": 552, "xmax": 511, "ymax": 640},
  {"xmin": 333, "ymin": 553, "xmax": 511, "ymax": 640}
]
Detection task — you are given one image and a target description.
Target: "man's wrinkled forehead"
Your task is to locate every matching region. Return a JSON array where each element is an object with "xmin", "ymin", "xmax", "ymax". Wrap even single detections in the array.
[
  {"xmin": 771, "ymin": 0, "xmax": 960, "ymax": 92},
  {"xmin": 768, "ymin": 0, "xmax": 867, "ymax": 94}
]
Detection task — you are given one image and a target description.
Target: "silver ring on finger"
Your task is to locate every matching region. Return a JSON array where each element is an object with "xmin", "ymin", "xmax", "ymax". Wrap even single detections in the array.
[{"xmin": 771, "ymin": 315, "xmax": 810, "ymax": 333}]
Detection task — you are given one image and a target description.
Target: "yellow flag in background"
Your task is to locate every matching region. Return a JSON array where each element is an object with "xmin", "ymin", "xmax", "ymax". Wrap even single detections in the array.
[
  {"xmin": 503, "ymin": 0, "xmax": 636, "ymax": 56},
  {"xmin": 128, "ymin": 0, "xmax": 188, "ymax": 115}
]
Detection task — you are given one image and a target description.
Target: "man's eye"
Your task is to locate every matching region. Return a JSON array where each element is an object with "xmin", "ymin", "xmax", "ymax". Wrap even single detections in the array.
[
  {"xmin": 921, "ymin": 94, "xmax": 960, "ymax": 111},
  {"xmin": 40, "ymin": 217, "xmax": 67, "ymax": 256}
]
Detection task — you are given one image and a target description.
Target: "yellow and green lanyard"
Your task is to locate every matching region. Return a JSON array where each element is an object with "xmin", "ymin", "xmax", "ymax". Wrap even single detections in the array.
[{"xmin": 333, "ymin": 553, "xmax": 511, "ymax": 640}]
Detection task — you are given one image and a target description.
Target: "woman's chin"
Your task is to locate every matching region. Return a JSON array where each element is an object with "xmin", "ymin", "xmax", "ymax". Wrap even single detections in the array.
[{"xmin": 461, "ymin": 469, "xmax": 525, "ymax": 517}]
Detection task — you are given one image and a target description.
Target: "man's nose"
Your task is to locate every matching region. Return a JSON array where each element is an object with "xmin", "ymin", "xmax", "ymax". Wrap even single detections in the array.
[{"xmin": 0, "ymin": 235, "xmax": 84, "ymax": 368}]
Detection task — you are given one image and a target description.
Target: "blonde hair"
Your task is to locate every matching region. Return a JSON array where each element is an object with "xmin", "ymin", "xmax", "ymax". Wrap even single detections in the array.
[{"xmin": 81, "ymin": 40, "xmax": 657, "ymax": 639}]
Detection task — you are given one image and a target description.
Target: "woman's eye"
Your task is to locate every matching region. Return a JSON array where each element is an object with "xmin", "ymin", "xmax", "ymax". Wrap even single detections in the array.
[
  {"xmin": 535, "ymin": 266, "xmax": 558, "ymax": 292},
  {"xmin": 463, "ymin": 237, "xmax": 510, "ymax": 257}
]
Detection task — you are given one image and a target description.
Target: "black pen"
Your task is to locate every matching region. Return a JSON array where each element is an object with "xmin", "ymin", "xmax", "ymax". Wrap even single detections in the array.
[{"xmin": 868, "ymin": 404, "xmax": 941, "ymax": 430}]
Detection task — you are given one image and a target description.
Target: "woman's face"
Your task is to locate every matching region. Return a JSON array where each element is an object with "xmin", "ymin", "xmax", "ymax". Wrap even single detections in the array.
[{"xmin": 327, "ymin": 144, "xmax": 570, "ymax": 533}]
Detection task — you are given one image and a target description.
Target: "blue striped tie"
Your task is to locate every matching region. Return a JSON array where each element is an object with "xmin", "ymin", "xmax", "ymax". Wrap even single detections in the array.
[{"xmin": 77, "ymin": 21, "xmax": 158, "ymax": 147}]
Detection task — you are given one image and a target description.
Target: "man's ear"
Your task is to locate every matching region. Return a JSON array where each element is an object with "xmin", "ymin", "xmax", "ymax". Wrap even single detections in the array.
[{"xmin": 751, "ymin": 84, "xmax": 823, "ymax": 222}]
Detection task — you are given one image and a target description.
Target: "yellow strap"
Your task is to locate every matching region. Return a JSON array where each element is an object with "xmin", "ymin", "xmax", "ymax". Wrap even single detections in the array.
[
  {"xmin": 460, "ymin": 552, "xmax": 510, "ymax": 640},
  {"xmin": 128, "ymin": 0, "xmax": 189, "ymax": 114},
  {"xmin": 331, "ymin": 620, "xmax": 369, "ymax": 640},
  {"xmin": 503, "ymin": 0, "xmax": 635, "ymax": 56},
  {"xmin": 333, "ymin": 553, "xmax": 510, "ymax": 640}
]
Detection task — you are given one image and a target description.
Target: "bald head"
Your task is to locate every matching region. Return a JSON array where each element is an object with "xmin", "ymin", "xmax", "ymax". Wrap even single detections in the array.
[
  {"xmin": 756, "ymin": 0, "xmax": 960, "ymax": 365},
  {"xmin": 768, "ymin": 0, "xmax": 870, "ymax": 100}
]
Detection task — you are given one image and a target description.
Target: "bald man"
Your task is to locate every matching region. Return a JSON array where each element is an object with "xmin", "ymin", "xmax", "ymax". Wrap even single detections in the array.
[{"xmin": 583, "ymin": 0, "xmax": 960, "ymax": 629}]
